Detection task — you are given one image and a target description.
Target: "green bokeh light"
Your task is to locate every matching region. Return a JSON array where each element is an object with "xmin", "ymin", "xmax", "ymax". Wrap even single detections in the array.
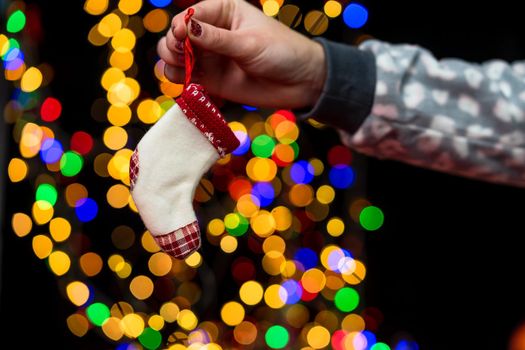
[
  {"xmin": 138, "ymin": 327, "xmax": 162, "ymax": 350},
  {"xmin": 371, "ymin": 343, "xmax": 391, "ymax": 350},
  {"xmin": 224, "ymin": 213, "xmax": 249, "ymax": 237},
  {"xmin": 7, "ymin": 10, "xmax": 26, "ymax": 33},
  {"xmin": 265, "ymin": 325, "xmax": 289, "ymax": 349},
  {"xmin": 86, "ymin": 302, "xmax": 110, "ymax": 326},
  {"xmin": 359, "ymin": 206, "xmax": 384, "ymax": 231},
  {"xmin": 334, "ymin": 287, "xmax": 359, "ymax": 312},
  {"xmin": 60, "ymin": 151, "xmax": 84, "ymax": 177},
  {"xmin": 36, "ymin": 184, "xmax": 58, "ymax": 206},
  {"xmin": 251, "ymin": 135, "xmax": 275, "ymax": 158}
]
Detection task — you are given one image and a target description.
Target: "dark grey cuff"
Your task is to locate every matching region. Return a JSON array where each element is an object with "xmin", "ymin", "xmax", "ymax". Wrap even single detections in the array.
[{"xmin": 297, "ymin": 37, "xmax": 376, "ymax": 135}]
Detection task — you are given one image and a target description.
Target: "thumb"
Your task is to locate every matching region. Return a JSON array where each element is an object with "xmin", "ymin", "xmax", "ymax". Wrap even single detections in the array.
[{"xmin": 188, "ymin": 19, "xmax": 245, "ymax": 59}]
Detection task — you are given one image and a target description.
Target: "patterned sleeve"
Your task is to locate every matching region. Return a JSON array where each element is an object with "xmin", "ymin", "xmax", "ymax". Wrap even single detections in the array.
[{"xmin": 338, "ymin": 39, "xmax": 525, "ymax": 187}]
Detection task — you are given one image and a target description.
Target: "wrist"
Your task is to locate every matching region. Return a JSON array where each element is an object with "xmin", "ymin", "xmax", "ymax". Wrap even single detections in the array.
[{"xmin": 305, "ymin": 40, "xmax": 327, "ymax": 107}]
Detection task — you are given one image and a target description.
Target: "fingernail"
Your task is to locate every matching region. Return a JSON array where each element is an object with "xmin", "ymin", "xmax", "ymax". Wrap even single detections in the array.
[
  {"xmin": 175, "ymin": 40, "xmax": 184, "ymax": 51},
  {"xmin": 190, "ymin": 19, "xmax": 202, "ymax": 37}
]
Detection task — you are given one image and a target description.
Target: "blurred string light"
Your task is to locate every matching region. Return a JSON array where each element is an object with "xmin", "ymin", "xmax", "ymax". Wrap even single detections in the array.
[{"xmin": 0, "ymin": 0, "xmax": 399, "ymax": 349}]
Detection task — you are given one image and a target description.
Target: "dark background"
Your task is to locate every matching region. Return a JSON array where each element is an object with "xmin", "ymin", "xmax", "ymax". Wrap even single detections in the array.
[{"xmin": 2, "ymin": 0, "xmax": 525, "ymax": 349}]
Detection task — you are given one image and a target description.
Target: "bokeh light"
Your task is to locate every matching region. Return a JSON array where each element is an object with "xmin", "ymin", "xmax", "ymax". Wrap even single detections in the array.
[{"xmin": 343, "ymin": 3, "xmax": 369, "ymax": 29}]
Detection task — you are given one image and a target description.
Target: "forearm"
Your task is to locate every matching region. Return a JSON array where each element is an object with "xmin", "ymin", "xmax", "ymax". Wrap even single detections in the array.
[{"xmin": 303, "ymin": 38, "xmax": 525, "ymax": 187}]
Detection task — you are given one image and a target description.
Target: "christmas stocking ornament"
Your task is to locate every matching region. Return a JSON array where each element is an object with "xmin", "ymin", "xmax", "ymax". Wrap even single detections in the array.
[{"xmin": 129, "ymin": 8, "xmax": 239, "ymax": 259}]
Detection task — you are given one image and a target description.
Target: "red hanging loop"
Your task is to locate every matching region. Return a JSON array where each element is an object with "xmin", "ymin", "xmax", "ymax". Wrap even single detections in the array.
[{"xmin": 184, "ymin": 8, "xmax": 195, "ymax": 88}]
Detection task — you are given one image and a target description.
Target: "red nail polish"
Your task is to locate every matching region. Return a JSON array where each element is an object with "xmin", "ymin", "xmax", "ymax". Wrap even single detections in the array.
[{"xmin": 190, "ymin": 19, "xmax": 202, "ymax": 37}]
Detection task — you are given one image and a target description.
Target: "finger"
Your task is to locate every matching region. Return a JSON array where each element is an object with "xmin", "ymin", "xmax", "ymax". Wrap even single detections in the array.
[
  {"xmin": 166, "ymin": 26, "xmax": 185, "ymax": 53},
  {"xmin": 171, "ymin": 0, "xmax": 234, "ymax": 40},
  {"xmin": 164, "ymin": 64, "xmax": 185, "ymax": 84},
  {"xmin": 157, "ymin": 37, "xmax": 185, "ymax": 67},
  {"xmin": 188, "ymin": 19, "xmax": 251, "ymax": 59}
]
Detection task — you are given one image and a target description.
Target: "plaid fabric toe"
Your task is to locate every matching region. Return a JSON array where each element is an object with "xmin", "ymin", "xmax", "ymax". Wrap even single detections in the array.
[
  {"xmin": 129, "ymin": 149, "xmax": 139, "ymax": 191},
  {"xmin": 153, "ymin": 221, "xmax": 201, "ymax": 259}
]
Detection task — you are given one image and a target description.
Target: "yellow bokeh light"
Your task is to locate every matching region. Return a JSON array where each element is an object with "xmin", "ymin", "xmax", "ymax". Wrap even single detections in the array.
[
  {"xmin": 32, "ymin": 200, "xmax": 54, "ymax": 225},
  {"xmin": 185, "ymin": 251, "xmax": 203, "ymax": 268},
  {"xmin": 236, "ymin": 194, "xmax": 260, "ymax": 218},
  {"xmin": 66, "ymin": 281, "xmax": 90, "ymax": 306},
  {"xmin": 263, "ymin": 235, "xmax": 285, "ymax": 254},
  {"xmin": 80, "ymin": 252, "xmax": 103, "ymax": 277},
  {"xmin": 264, "ymin": 284, "xmax": 286, "ymax": 309},
  {"xmin": 148, "ymin": 314, "xmax": 165, "ymax": 331},
  {"xmin": 65, "ymin": 183, "xmax": 89, "ymax": 207},
  {"xmin": 103, "ymin": 126, "xmax": 128, "ymax": 151},
  {"xmin": 107, "ymin": 148, "xmax": 133, "ymax": 183},
  {"xmin": 316, "ymin": 185, "xmax": 335, "ymax": 204},
  {"xmin": 98, "ymin": 13, "xmax": 122, "ymax": 38},
  {"xmin": 121, "ymin": 313, "xmax": 145, "ymax": 338},
  {"xmin": 88, "ymin": 24, "xmax": 110, "ymax": 46},
  {"xmin": 246, "ymin": 157, "xmax": 277, "ymax": 182},
  {"xmin": 273, "ymin": 143, "xmax": 295, "ymax": 164},
  {"xmin": 49, "ymin": 250, "xmax": 71, "ymax": 276},
  {"xmin": 309, "ymin": 158, "xmax": 324, "ymax": 176},
  {"xmin": 307, "ymin": 326, "xmax": 331, "ymax": 349},
  {"xmin": 108, "ymin": 254, "xmax": 125, "ymax": 271},
  {"xmin": 12, "ymin": 212, "xmax": 32, "ymax": 237},
  {"xmin": 20, "ymin": 123, "xmax": 43, "ymax": 158},
  {"xmin": 8, "ymin": 158, "xmax": 28, "ymax": 182},
  {"xmin": 207, "ymin": 219, "xmax": 225, "ymax": 236},
  {"xmin": 289, "ymin": 184, "xmax": 314, "ymax": 207},
  {"xmin": 275, "ymin": 120, "xmax": 299, "ymax": 144},
  {"xmin": 107, "ymin": 104, "xmax": 132, "ymax": 126},
  {"xmin": 221, "ymin": 301, "xmax": 245, "ymax": 326},
  {"xmin": 220, "ymin": 235, "xmax": 238, "ymax": 253},
  {"xmin": 286, "ymin": 304, "xmax": 309, "ymax": 328},
  {"xmin": 177, "ymin": 309, "xmax": 198, "ymax": 330},
  {"xmin": 271, "ymin": 206, "xmax": 292, "ymax": 231},
  {"xmin": 160, "ymin": 302, "xmax": 180, "ymax": 323},
  {"xmin": 342, "ymin": 259, "xmax": 366, "ymax": 285},
  {"xmin": 84, "ymin": 0, "xmax": 108, "ymax": 15},
  {"xmin": 32, "ymin": 234, "xmax": 53, "ymax": 259},
  {"xmin": 111, "ymin": 28, "xmax": 136, "ymax": 52},
  {"xmin": 49, "ymin": 217, "xmax": 72, "ymax": 242},
  {"xmin": 142, "ymin": 231, "xmax": 161, "ymax": 253},
  {"xmin": 239, "ymin": 280, "xmax": 264, "ymax": 306},
  {"xmin": 304, "ymin": 10, "xmax": 329, "ymax": 36},
  {"xmin": 118, "ymin": 0, "xmax": 142, "ymax": 15},
  {"xmin": 0, "ymin": 34, "xmax": 9, "ymax": 56},
  {"xmin": 143, "ymin": 8, "xmax": 170, "ymax": 33},
  {"xmin": 110, "ymin": 50, "xmax": 134, "ymax": 71},
  {"xmin": 301, "ymin": 268, "xmax": 326, "ymax": 293},
  {"xmin": 148, "ymin": 252, "xmax": 173, "ymax": 276},
  {"xmin": 116, "ymin": 262, "xmax": 132, "ymax": 278},
  {"xmin": 102, "ymin": 317, "xmax": 124, "ymax": 341},
  {"xmin": 107, "ymin": 80, "xmax": 134, "ymax": 107},
  {"xmin": 21, "ymin": 67, "xmax": 43, "ymax": 92},
  {"xmin": 262, "ymin": 0, "xmax": 280, "ymax": 16},
  {"xmin": 250, "ymin": 210, "xmax": 276, "ymax": 237},
  {"xmin": 101, "ymin": 67, "xmax": 125, "ymax": 91},
  {"xmin": 341, "ymin": 314, "xmax": 365, "ymax": 332},
  {"xmin": 67, "ymin": 314, "xmax": 89, "ymax": 337},
  {"xmin": 234, "ymin": 321, "xmax": 257, "ymax": 345},
  {"xmin": 324, "ymin": 0, "xmax": 342, "ymax": 18},
  {"xmin": 281, "ymin": 260, "xmax": 297, "ymax": 278},
  {"xmin": 137, "ymin": 99, "xmax": 162, "ymax": 124},
  {"xmin": 130, "ymin": 275, "xmax": 154, "ymax": 300},
  {"xmin": 327, "ymin": 217, "xmax": 345, "ymax": 237},
  {"xmin": 262, "ymin": 250, "xmax": 286, "ymax": 276},
  {"xmin": 160, "ymin": 80, "xmax": 184, "ymax": 97},
  {"xmin": 106, "ymin": 183, "xmax": 130, "ymax": 208}
]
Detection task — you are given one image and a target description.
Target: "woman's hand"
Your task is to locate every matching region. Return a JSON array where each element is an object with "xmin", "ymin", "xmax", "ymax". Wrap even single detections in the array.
[{"xmin": 157, "ymin": 0, "xmax": 326, "ymax": 109}]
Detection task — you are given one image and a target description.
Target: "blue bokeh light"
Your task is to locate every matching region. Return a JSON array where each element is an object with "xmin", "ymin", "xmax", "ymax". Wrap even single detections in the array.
[
  {"xmin": 343, "ymin": 3, "xmax": 369, "ymax": 29},
  {"xmin": 395, "ymin": 340, "xmax": 420, "ymax": 350},
  {"xmin": 251, "ymin": 182, "xmax": 275, "ymax": 207},
  {"xmin": 75, "ymin": 198, "xmax": 98, "ymax": 222},
  {"xmin": 242, "ymin": 105, "xmax": 258, "ymax": 111},
  {"xmin": 40, "ymin": 138, "xmax": 64, "ymax": 164},
  {"xmin": 148, "ymin": 0, "xmax": 172, "ymax": 7},
  {"xmin": 294, "ymin": 248, "xmax": 318, "ymax": 271},
  {"xmin": 281, "ymin": 279, "xmax": 302, "ymax": 304},
  {"xmin": 329, "ymin": 165, "xmax": 355, "ymax": 189},
  {"xmin": 232, "ymin": 131, "xmax": 250, "ymax": 156},
  {"xmin": 290, "ymin": 160, "xmax": 315, "ymax": 184}
]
